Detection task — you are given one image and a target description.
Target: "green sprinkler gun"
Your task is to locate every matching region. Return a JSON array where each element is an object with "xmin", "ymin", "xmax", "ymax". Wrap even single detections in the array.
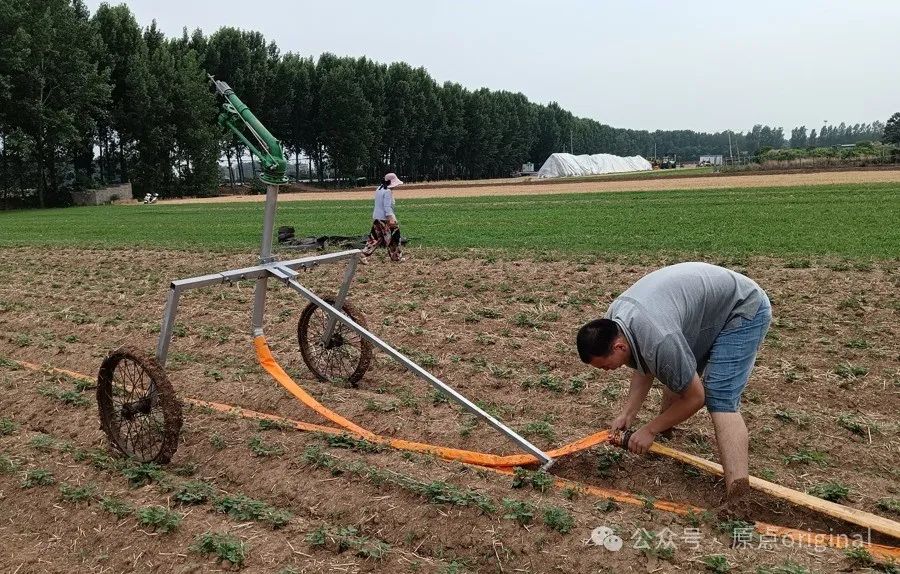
[{"xmin": 208, "ymin": 74, "xmax": 287, "ymax": 185}]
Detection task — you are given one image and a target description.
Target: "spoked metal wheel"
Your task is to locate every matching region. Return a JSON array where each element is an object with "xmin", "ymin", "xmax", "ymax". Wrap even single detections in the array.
[
  {"xmin": 298, "ymin": 298, "xmax": 372, "ymax": 387},
  {"xmin": 96, "ymin": 347, "xmax": 182, "ymax": 463}
]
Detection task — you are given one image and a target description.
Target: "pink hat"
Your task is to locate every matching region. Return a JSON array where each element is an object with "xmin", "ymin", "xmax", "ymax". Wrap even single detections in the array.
[{"xmin": 384, "ymin": 173, "xmax": 403, "ymax": 188}]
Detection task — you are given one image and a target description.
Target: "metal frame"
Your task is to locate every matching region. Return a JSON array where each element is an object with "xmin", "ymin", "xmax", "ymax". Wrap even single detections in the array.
[{"xmin": 153, "ymin": 182, "xmax": 553, "ymax": 468}]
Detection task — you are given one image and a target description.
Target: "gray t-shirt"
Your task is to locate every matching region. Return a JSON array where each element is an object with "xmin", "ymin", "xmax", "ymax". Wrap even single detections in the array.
[{"xmin": 605, "ymin": 262, "xmax": 766, "ymax": 393}]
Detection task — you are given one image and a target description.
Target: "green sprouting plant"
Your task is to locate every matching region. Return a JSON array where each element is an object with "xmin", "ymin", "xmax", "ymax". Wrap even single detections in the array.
[
  {"xmin": 595, "ymin": 446, "xmax": 624, "ymax": 478},
  {"xmin": 29, "ymin": 433, "xmax": 56, "ymax": 451},
  {"xmin": 567, "ymin": 375, "xmax": 587, "ymax": 394},
  {"xmin": 174, "ymin": 480, "xmax": 215, "ymax": 505},
  {"xmin": 458, "ymin": 415, "xmax": 478, "ymax": 437},
  {"xmin": 807, "ymin": 481, "xmax": 850, "ymax": 502},
  {"xmin": 248, "ymin": 435, "xmax": 284, "ymax": 457},
  {"xmin": 542, "ymin": 506, "xmax": 574, "ymax": 534},
  {"xmin": 258, "ymin": 418, "xmax": 290, "ymax": 431},
  {"xmin": 774, "ymin": 409, "xmax": 808, "ymax": 427},
  {"xmin": 364, "ymin": 398, "xmax": 397, "ymax": 413},
  {"xmin": 306, "ymin": 525, "xmax": 328, "ymax": 546},
  {"xmin": 562, "ymin": 486, "xmax": 580, "ymax": 500},
  {"xmin": 59, "ymin": 482, "xmax": 97, "ymax": 503},
  {"xmin": 121, "ymin": 462, "xmax": 164, "ymax": 486},
  {"xmin": 0, "ymin": 417, "xmax": 17, "ymax": 435},
  {"xmin": 487, "ymin": 363, "xmax": 513, "ymax": 379},
  {"xmin": 844, "ymin": 338, "xmax": 870, "ymax": 349},
  {"xmin": 38, "ymin": 385, "xmax": 89, "ymax": 406},
  {"xmin": 837, "ymin": 414, "xmax": 879, "ymax": 437},
  {"xmin": 72, "ymin": 377, "xmax": 94, "ymax": 392},
  {"xmin": 717, "ymin": 518, "xmax": 755, "ymax": 539},
  {"xmin": 191, "ymin": 532, "xmax": 247, "ymax": 568},
  {"xmin": 702, "ymin": 554, "xmax": 731, "ymax": 573},
  {"xmin": 475, "ymin": 307, "xmax": 502, "ymax": 319},
  {"xmin": 635, "ymin": 529, "xmax": 675, "ymax": 560},
  {"xmin": 75, "ymin": 448, "xmax": 116, "ymax": 471},
  {"xmin": 526, "ymin": 374, "xmax": 562, "ymax": 393},
  {"xmin": 302, "ymin": 445, "xmax": 332, "ymax": 469},
  {"xmin": 0, "ymin": 454, "xmax": 19, "ymax": 474},
  {"xmin": 431, "ymin": 390, "xmax": 450, "ymax": 405},
  {"xmin": 136, "ymin": 505, "xmax": 182, "ymax": 533},
  {"xmin": 782, "ymin": 449, "xmax": 828, "ymax": 466},
  {"xmin": 100, "ymin": 496, "xmax": 133, "ymax": 518},
  {"xmin": 685, "ymin": 509, "xmax": 715, "ymax": 527},
  {"xmin": 474, "ymin": 333, "xmax": 496, "ymax": 346},
  {"xmin": 322, "ymin": 433, "xmax": 384, "ymax": 453},
  {"xmin": 172, "ymin": 462, "xmax": 198, "ymax": 477},
  {"xmin": 22, "ymin": 468, "xmax": 55, "ymax": 488},
  {"xmin": 837, "ymin": 296, "xmax": 863, "ymax": 310},
  {"xmin": 844, "ymin": 546, "xmax": 875, "ymax": 568},
  {"xmin": 210, "ymin": 433, "xmax": 226, "ymax": 450},
  {"xmin": 521, "ymin": 420, "xmax": 555, "ymax": 442},
  {"xmin": 638, "ymin": 494, "xmax": 656, "ymax": 511},
  {"xmin": 213, "ymin": 493, "xmax": 292, "ymax": 528},
  {"xmin": 758, "ymin": 468, "xmax": 777, "ymax": 481},
  {"xmin": 511, "ymin": 468, "xmax": 554, "ymax": 493},
  {"xmin": 594, "ymin": 498, "xmax": 620, "ymax": 513},
  {"xmin": 877, "ymin": 498, "xmax": 900, "ymax": 514},
  {"xmin": 502, "ymin": 498, "xmax": 535, "ymax": 525},
  {"xmin": 834, "ymin": 362, "xmax": 868, "ymax": 379},
  {"xmin": 513, "ymin": 313, "xmax": 540, "ymax": 329},
  {"xmin": 305, "ymin": 524, "xmax": 390, "ymax": 559},
  {"xmin": 421, "ymin": 481, "xmax": 496, "ymax": 513}
]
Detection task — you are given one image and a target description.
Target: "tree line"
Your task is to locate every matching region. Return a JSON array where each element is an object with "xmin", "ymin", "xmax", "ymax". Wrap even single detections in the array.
[{"xmin": 0, "ymin": 1, "xmax": 893, "ymax": 207}]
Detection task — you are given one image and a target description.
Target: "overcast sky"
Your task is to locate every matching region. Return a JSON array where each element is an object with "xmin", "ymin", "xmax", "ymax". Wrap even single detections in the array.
[{"xmin": 84, "ymin": 0, "xmax": 899, "ymax": 134}]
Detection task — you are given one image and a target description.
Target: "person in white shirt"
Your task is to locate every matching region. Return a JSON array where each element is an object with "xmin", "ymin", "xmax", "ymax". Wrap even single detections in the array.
[{"xmin": 360, "ymin": 172, "xmax": 404, "ymax": 263}]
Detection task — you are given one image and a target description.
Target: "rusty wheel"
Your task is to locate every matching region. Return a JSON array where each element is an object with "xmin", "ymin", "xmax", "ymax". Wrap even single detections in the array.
[
  {"xmin": 97, "ymin": 347, "xmax": 182, "ymax": 463},
  {"xmin": 298, "ymin": 298, "xmax": 372, "ymax": 387}
]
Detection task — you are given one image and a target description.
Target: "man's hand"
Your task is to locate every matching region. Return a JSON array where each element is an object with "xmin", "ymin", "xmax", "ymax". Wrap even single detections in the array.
[
  {"xmin": 610, "ymin": 412, "xmax": 634, "ymax": 432},
  {"xmin": 627, "ymin": 426, "xmax": 657, "ymax": 455},
  {"xmin": 387, "ymin": 215, "xmax": 398, "ymax": 229}
]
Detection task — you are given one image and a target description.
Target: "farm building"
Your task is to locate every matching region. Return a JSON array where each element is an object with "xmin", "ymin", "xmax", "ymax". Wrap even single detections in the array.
[{"xmin": 698, "ymin": 154, "xmax": 724, "ymax": 166}]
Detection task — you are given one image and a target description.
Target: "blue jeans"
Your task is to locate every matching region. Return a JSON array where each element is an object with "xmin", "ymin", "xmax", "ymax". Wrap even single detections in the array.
[{"xmin": 703, "ymin": 296, "xmax": 772, "ymax": 413}]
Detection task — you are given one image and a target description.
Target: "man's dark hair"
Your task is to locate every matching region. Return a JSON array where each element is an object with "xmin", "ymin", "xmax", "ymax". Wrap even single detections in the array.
[{"xmin": 576, "ymin": 318, "xmax": 620, "ymax": 363}]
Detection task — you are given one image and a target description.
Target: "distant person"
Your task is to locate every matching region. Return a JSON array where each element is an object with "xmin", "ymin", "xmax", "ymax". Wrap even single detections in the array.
[
  {"xmin": 576, "ymin": 262, "xmax": 771, "ymax": 504},
  {"xmin": 360, "ymin": 173, "xmax": 404, "ymax": 263}
]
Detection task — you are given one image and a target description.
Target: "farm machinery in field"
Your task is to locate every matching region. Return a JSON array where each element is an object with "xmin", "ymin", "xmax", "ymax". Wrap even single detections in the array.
[{"xmin": 94, "ymin": 77, "xmax": 555, "ymax": 469}]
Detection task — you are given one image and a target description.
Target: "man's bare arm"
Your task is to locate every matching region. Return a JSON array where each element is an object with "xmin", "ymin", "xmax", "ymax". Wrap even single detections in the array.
[
  {"xmin": 611, "ymin": 370, "xmax": 655, "ymax": 430},
  {"xmin": 628, "ymin": 374, "xmax": 705, "ymax": 454}
]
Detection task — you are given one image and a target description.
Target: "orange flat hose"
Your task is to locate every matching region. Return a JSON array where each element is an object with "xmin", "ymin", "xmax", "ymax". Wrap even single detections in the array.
[
  {"xmin": 253, "ymin": 337, "xmax": 375, "ymax": 439},
  {"xmin": 254, "ymin": 335, "xmax": 611, "ymax": 467},
  {"xmin": 8, "ymin": 357, "xmax": 900, "ymax": 560}
]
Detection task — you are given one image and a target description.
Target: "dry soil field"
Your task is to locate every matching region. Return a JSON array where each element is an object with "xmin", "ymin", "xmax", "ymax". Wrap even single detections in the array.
[
  {"xmin": 1, "ymin": 246, "xmax": 898, "ymax": 573},
  {"xmin": 166, "ymin": 169, "xmax": 900, "ymax": 204}
]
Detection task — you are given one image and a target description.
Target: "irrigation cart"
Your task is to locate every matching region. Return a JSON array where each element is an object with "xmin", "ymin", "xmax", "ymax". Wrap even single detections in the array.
[{"xmin": 95, "ymin": 77, "xmax": 554, "ymax": 469}]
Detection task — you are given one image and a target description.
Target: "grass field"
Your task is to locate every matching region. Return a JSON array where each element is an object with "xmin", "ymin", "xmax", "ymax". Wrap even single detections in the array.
[
  {"xmin": 566, "ymin": 165, "xmax": 714, "ymax": 180},
  {"xmin": 2, "ymin": 182, "xmax": 898, "ymax": 258}
]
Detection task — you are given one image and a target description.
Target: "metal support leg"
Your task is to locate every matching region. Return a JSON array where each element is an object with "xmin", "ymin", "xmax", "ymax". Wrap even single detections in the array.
[
  {"xmin": 259, "ymin": 184, "xmax": 279, "ymax": 264},
  {"xmin": 251, "ymin": 183, "xmax": 280, "ymax": 335},
  {"xmin": 251, "ymin": 276, "xmax": 268, "ymax": 336},
  {"xmin": 322, "ymin": 256, "xmax": 358, "ymax": 344},
  {"xmin": 156, "ymin": 286, "xmax": 181, "ymax": 367}
]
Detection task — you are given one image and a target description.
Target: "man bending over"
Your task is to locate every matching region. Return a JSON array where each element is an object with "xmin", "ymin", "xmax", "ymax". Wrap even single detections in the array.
[{"xmin": 576, "ymin": 262, "xmax": 771, "ymax": 501}]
